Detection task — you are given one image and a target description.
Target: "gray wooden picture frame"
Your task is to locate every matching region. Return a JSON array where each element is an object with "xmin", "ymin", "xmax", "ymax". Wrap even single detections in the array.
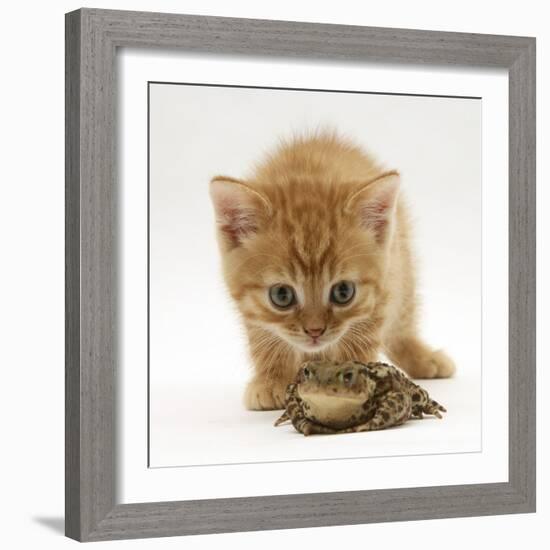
[{"xmin": 65, "ymin": 7, "xmax": 536, "ymax": 542}]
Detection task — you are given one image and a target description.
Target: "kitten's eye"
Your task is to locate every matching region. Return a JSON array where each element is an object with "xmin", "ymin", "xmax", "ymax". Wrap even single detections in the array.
[
  {"xmin": 302, "ymin": 367, "xmax": 311, "ymax": 379},
  {"xmin": 269, "ymin": 284, "xmax": 296, "ymax": 309},
  {"xmin": 330, "ymin": 281, "xmax": 356, "ymax": 305}
]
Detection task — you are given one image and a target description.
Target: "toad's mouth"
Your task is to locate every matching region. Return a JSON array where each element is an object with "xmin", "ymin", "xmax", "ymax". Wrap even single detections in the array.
[
  {"xmin": 297, "ymin": 391, "xmax": 366, "ymax": 427},
  {"xmin": 298, "ymin": 390, "xmax": 365, "ymax": 409}
]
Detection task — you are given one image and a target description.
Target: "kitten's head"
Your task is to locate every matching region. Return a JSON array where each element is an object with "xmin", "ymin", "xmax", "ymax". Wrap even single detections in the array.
[{"xmin": 209, "ymin": 169, "xmax": 400, "ymax": 354}]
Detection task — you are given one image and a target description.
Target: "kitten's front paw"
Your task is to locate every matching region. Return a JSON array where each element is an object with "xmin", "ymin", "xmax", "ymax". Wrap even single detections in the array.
[
  {"xmin": 244, "ymin": 379, "xmax": 287, "ymax": 410},
  {"xmin": 431, "ymin": 349, "xmax": 456, "ymax": 378},
  {"xmin": 412, "ymin": 349, "xmax": 456, "ymax": 379}
]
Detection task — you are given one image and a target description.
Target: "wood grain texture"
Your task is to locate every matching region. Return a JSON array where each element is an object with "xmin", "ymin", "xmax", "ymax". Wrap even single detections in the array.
[
  {"xmin": 65, "ymin": 9, "xmax": 81, "ymax": 541},
  {"xmin": 507, "ymin": 41, "xmax": 536, "ymax": 509},
  {"xmin": 66, "ymin": 8, "xmax": 117, "ymax": 540},
  {"xmin": 84, "ymin": 7, "xmax": 532, "ymax": 66},
  {"xmin": 65, "ymin": 7, "xmax": 536, "ymax": 542}
]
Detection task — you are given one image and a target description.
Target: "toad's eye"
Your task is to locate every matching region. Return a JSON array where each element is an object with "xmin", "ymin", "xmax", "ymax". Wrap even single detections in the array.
[
  {"xmin": 269, "ymin": 284, "xmax": 296, "ymax": 309},
  {"xmin": 330, "ymin": 281, "xmax": 355, "ymax": 305},
  {"xmin": 340, "ymin": 371, "xmax": 355, "ymax": 385}
]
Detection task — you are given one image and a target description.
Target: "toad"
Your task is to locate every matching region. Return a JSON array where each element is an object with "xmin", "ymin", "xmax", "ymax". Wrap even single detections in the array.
[{"xmin": 274, "ymin": 360, "xmax": 446, "ymax": 436}]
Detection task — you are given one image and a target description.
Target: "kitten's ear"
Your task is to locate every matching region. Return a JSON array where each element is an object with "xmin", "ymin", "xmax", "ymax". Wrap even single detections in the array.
[
  {"xmin": 345, "ymin": 170, "xmax": 401, "ymax": 244},
  {"xmin": 209, "ymin": 176, "xmax": 271, "ymax": 248}
]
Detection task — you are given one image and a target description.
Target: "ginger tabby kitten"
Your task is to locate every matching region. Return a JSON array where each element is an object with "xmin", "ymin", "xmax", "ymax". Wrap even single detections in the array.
[{"xmin": 210, "ymin": 133, "xmax": 455, "ymax": 410}]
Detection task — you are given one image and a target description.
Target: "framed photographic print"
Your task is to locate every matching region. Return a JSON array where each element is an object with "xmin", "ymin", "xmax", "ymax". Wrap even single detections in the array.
[{"xmin": 65, "ymin": 8, "xmax": 536, "ymax": 542}]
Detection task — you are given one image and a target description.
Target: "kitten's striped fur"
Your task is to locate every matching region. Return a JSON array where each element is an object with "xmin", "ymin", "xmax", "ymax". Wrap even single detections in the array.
[{"xmin": 210, "ymin": 133, "xmax": 455, "ymax": 410}]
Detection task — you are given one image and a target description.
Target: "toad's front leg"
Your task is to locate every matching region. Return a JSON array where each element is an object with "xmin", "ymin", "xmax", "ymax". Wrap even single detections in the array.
[
  {"xmin": 275, "ymin": 406, "xmax": 339, "ymax": 435},
  {"xmin": 293, "ymin": 415, "xmax": 340, "ymax": 436},
  {"xmin": 274, "ymin": 384, "xmax": 300, "ymax": 426},
  {"xmin": 274, "ymin": 386, "xmax": 338, "ymax": 436},
  {"xmin": 345, "ymin": 391, "xmax": 412, "ymax": 432}
]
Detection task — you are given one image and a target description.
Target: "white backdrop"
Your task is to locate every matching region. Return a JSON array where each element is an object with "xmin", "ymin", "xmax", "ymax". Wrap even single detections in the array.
[
  {"xmin": 1, "ymin": 1, "xmax": 547, "ymax": 549},
  {"xmin": 148, "ymin": 82, "xmax": 483, "ymax": 466}
]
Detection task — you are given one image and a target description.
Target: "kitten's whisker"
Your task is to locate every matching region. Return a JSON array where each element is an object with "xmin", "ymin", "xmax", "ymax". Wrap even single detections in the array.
[
  {"xmin": 257, "ymin": 334, "xmax": 291, "ymax": 384},
  {"xmin": 344, "ymin": 323, "xmax": 378, "ymax": 355},
  {"xmin": 250, "ymin": 334, "xmax": 280, "ymax": 355},
  {"xmin": 344, "ymin": 340, "xmax": 357, "ymax": 361}
]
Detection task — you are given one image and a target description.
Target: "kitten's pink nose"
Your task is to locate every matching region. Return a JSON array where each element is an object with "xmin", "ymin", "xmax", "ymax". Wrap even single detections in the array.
[{"xmin": 304, "ymin": 327, "xmax": 326, "ymax": 338}]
